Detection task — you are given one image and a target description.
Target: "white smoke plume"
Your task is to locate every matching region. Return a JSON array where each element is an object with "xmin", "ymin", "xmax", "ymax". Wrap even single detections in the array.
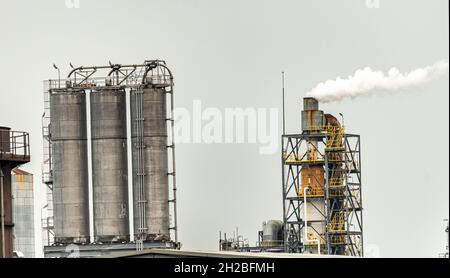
[{"xmin": 306, "ymin": 59, "xmax": 449, "ymax": 102}]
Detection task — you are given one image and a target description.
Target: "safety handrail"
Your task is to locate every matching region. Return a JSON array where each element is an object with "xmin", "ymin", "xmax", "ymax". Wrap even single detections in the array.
[{"xmin": 0, "ymin": 130, "xmax": 30, "ymax": 157}]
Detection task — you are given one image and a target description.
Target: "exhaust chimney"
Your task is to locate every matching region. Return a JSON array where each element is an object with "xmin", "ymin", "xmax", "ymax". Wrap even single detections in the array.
[{"xmin": 301, "ymin": 97, "xmax": 324, "ymax": 132}]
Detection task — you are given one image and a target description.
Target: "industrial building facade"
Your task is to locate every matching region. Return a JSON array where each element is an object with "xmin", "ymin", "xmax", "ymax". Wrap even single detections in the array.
[
  {"xmin": 0, "ymin": 126, "xmax": 30, "ymax": 258},
  {"xmin": 12, "ymin": 168, "xmax": 35, "ymax": 258}
]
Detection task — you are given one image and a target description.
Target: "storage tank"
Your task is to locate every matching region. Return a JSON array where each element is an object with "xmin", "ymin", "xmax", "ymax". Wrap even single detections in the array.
[
  {"xmin": 262, "ymin": 220, "xmax": 283, "ymax": 247},
  {"xmin": 90, "ymin": 88, "xmax": 129, "ymax": 242},
  {"xmin": 50, "ymin": 90, "xmax": 90, "ymax": 244},
  {"xmin": 131, "ymin": 84, "xmax": 169, "ymax": 241}
]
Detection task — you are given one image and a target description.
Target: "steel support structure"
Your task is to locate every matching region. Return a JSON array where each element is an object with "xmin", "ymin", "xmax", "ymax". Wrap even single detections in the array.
[{"xmin": 282, "ymin": 131, "xmax": 363, "ymax": 256}]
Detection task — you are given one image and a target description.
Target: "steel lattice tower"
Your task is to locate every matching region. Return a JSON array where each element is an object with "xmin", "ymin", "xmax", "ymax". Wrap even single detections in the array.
[{"xmin": 281, "ymin": 98, "xmax": 363, "ymax": 256}]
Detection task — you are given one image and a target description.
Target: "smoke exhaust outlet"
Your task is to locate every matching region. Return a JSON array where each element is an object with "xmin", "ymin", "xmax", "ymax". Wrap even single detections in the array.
[{"xmin": 301, "ymin": 97, "xmax": 324, "ymax": 132}]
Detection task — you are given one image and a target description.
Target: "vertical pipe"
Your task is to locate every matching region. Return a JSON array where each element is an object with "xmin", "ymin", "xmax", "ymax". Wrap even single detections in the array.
[
  {"xmin": 344, "ymin": 135, "xmax": 350, "ymax": 256},
  {"xmin": 282, "ymin": 71, "xmax": 286, "ymax": 135},
  {"xmin": 281, "ymin": 136, "xmax": 287, "ymax": 252},
  {"xmin": 57, "ymin": 68, "xmax": 60, "ymax": 89},
  {"xmin": 219, "ymin": 231, "xmax": 221, "ymax": 251},
  {"xmin": 324, "ymin": 150, "xmax": 331, "ymax": 254},
  {"xmin": 358, "ymin": 135, "xmax": 364, "ymax": 257},
  {"xmin": 224, "ymin": 233, "xmax": 227, "ymax": 250},
  {"xmin": 86, "ymin": 89, "xmax": 94, "ymax": 243},
  {"xmin": 140, "ymin": 89, "xmax": 146, "ymax": 236},
  {"xmin": 169, "ymin": 82, "xmax": 178, "ymax": 244},
  {"xmin": 139, "ymin": 89, "xmax": 143, "ymax": 237},
  {"xmin": 0, "ymin": 168, "xmax": 4, "ymax": 258},
  {"xmin": 141, "ymin": 87, "xmax": 145, "ymax": 240},
  {"xmin": 47, "ymin": 217, "xmax": 50, "ymax": 246},
  {"xmin": 126, "ymin": 88, "xmax": 134, "ymax": 242},
  {"xmin": 136, "ymin": 87, "xmax": 146, "ymax": 245},
  {"xmin": 133, "ymin": 86, "xmax": 146, "ymax": 250},
  {"xmin": 446, "ymin": 221, "xmax": 449, "ymax": 258}
]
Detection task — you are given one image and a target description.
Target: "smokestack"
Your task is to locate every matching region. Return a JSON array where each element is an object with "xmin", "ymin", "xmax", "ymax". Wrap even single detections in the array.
[{"xmin": 301, "ymin": 97, "xmax": 324, "ymax": 132}]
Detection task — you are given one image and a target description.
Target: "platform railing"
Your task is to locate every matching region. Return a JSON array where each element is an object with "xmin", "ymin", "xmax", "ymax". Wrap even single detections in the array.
[{"xmin": 0, "ymin": 130, "xmax": 30, "ymax": 157}]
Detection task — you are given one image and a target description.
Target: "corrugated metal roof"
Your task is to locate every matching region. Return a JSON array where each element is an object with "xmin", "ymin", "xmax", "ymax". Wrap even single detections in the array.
[{"xmin": 12, "ymin": 167, "xmax": 32, "ymax": 176}]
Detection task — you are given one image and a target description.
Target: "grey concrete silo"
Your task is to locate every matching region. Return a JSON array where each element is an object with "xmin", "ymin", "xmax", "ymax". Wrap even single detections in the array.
[
  {"xmin": 50, "ymin": 90, "xmax": 90, "ymax": 244},
  {"xmin": 90, "ymin": 88, "xmax": 129, "ymax": 243},
  {"xmin": 131, "ymin": 85, "xmax": 169, "ymax": 240}
]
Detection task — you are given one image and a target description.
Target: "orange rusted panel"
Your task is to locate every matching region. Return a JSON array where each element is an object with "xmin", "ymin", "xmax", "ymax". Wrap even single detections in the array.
[{"xmin": 299, "ymin": 166, "xmax": 325, "ymax": 196}]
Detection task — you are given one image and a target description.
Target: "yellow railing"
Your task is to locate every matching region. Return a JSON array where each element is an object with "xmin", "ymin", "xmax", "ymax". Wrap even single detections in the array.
[
  {"xmin": 330, "ymin": 235, "xmax": 346, "ymax": 245},
  {"xmin": 328, "ymin": 211, "xmax": 346, "ymax": 232},
  {"xmin": 298, "ymin": 186, "xmax": 324, "ymax": 197},
  {"xmin": 325, "ymin": 126, "xmax": 345, "ymax": 150},
  {"xmin": 329, "ymin": 189, "xmax": 345, "ymax": 197},
  {"xmin": 304, "ymin": 233, "xmax": 325, "ymax": 245},
  {"xmin": 329, "ymin": 177, "xmax": 345, "ymax": 188},
  {"xmin": 283, "ymin": 153, "xmax": 324, "ymax": 164}
]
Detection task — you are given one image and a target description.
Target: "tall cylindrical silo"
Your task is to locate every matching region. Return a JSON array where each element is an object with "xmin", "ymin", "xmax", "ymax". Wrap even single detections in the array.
[
  {"xmin": 131, "ymin": 85, "xmax": 169, "ymax": 241},
  {"xmin": 50, "ymin": 90, "xmax": 90, "ymax": 244},
  {"xmin": 90, "ymin": 88, "xmax": 129, "ymax": 243}
]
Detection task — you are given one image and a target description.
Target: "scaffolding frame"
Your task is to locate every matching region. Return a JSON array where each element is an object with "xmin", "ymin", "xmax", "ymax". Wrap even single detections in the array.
[{"xmin": 281, "ymin": 130, "xmax": 363, "ymax": 256}]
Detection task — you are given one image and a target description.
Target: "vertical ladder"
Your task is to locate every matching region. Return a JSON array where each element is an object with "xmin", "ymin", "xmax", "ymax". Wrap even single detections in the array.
[
  {"xmin": 166, "ymin": 79, "xmax": 178, "ymax": 246},
  {"xmin": 42, "ymin": 82, "xmax": 55, "ymax": 247},
  {"xmin": 134, "ymin": 88, "xmax": 147, "ymax": 251}
]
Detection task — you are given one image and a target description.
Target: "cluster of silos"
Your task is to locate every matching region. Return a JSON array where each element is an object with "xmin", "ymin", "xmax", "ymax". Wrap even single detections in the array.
[{"xmin": 50, "ymin": 80, "xmax": 170, "ymax": 244}]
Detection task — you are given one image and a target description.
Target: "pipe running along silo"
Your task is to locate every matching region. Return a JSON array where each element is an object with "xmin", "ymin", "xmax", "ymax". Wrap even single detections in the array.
[
  {"xmin": 90, "ymin": 87, "xmax": 129, "ymax": 243},
  {"xmin": 50, "ymin": 90, "xmax": 90, "ymax": 244},
  {"xmin": 131, "ymin": 78, "xmax": 170, "ymax": 241}
]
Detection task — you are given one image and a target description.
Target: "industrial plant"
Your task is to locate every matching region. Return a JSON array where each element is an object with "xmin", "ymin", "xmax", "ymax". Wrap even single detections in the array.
[
  {"xmin": 0, "ymin": 59, "xmax": 447, "ymax": 260},
  {"xmin": 282, "ymin": 97, "xmax": 362, "ymax": 256},
  {"xmin": 219, "ymin": 97, "xmax": 363, "ymax": 256},
  {"xmin": 41, "ymin": 60, "xmax": 178, "ymax": 257},
  {"xmin": 36, "ymin": 59, "xmax": 364, "ymax": 258}
]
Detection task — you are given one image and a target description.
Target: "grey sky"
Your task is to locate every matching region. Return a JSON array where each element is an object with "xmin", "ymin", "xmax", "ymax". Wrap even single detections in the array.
[{"xmin": 0, "ymin": 0, "xmax": 448, "ymax": 258}]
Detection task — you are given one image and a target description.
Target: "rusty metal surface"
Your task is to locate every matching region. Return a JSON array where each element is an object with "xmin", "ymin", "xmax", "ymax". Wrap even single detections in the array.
[
  {"xmin": 325, "ymin": 114, "xmax": 341, "ymax": 127},
  {"xmin": 301, "ymin": 110, "xmax": 324, "ymax": 131},
  {"xmin": 303, "ymin": 97, "xmax": 319, "ymax": 111},
  {"xmin": 300, "ymin": 166, "xmax": 325, "ymax": 196},
  {"xmin": 0, "ymin": 127, "xmax": 30, "ymax": 258}
]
